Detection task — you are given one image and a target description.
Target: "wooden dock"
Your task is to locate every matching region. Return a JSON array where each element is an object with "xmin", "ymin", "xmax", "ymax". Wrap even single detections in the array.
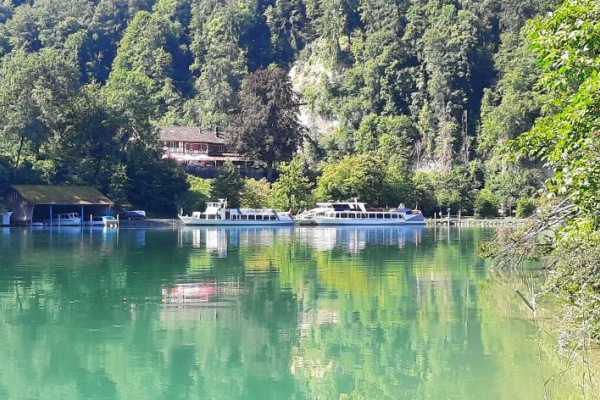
[{"xmin": 428, "ymin": 214, "xmax": 527, "ymax": 227}]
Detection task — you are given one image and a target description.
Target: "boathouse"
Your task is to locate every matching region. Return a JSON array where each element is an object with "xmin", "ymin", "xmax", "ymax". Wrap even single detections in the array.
[{"xmin": 5, "ymin": 185, "xmax": 113, "ymax": 225}]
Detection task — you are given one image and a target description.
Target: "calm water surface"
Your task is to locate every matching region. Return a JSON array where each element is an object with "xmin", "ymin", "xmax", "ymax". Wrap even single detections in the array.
[{"xmin": 0, "ymin": 226, "xmax": 573, "ymax": 399}]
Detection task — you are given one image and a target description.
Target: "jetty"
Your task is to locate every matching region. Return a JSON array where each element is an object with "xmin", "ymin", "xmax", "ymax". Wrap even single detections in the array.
[{"xmin": 428, "ymin": 213, "xmax": 528, "ymax": 227}]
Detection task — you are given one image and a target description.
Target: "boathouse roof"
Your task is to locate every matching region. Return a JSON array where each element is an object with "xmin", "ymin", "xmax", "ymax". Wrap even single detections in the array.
[
  {"xmin": 11, "ymin": 185, "xmax": 113, "ymax": 205},
  {"xmin": 157, "ymin": 126, "xmax": 228, "ymax": 144}
]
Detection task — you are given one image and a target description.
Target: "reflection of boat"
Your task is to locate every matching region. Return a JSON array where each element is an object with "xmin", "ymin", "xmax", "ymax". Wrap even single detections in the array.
[
  {"xmin": 179, "ymin": 199, "xmax": 294, "ymax": 226},
  {"xmin": 162, "ymin": 283, "xmax": 216, "ymax": 304},
  {"xmin": 44, "ymin": 212, "xmax": 82, "ymax": 226},
  {"xmin": 295, "ymin": 225, "xmax": 425, "ymax": 251},
  {"xmin": 295, "ymin": 199, "xmax": 426, "ymax": 226},
  {"xmin": 83, "ymin": 215, "xmax": 118, "ymax": 227},
  {"xmin": 177, "ymin": 226, "xmax": 294, "ymax": 251}
]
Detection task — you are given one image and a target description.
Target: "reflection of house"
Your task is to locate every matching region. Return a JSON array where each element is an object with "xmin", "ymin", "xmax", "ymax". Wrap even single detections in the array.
[
  {"xmin": 5, "ymin": 185, "xmax": 113, "ymax": 225},
  {"xmin": 158, "ymin": 125, "xmax": 250, "ymax": 166}
]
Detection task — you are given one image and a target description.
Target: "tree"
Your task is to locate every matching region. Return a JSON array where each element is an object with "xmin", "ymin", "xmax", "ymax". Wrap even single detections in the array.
[
  {"xmin": 183, "ymin": 175, "xmax": 212, "ymax": 215},
  {"xmin": 229, "ymin": 67, "xmax": 305, "ymax": 180},
  {"xmin": 0, "ymin": 49, "xmax": 81, "ymax": 175},
  {"xmin": 126, "ymin": 145, "xmax": 190, "ymax": 214},
  {"xmin": 241, "ymin": 178, "xmax": 271, "ymax": 209},
  {"xmin": 211, "ymin": 161, "xmax": 244, "ymax": 208},
  {"xmin": 474, "ymin": 189, "xmax": 499, "ymax": 218},
  {"xmin": 486, "ymin": 0, "xmax": 600, "ymax": 347},
  {"xmin": 431, "ymin": 166, "xmax": 477, "ymax": 214},
  {"xmin": 188, "ymin": 0, "xmax": 254, "ymax": 127},
  {"xmin": 354, "ymin": 114, "xmax": 418, "ymax": 159},
  {"xmin": 269, "ymin": 156, "xmax": 313, "ymax": 212},
  {"xmin": 314, "ymin": 154, "xmax": 390, "ymax": 207},
  {"xmin": 485, "ymin": 168, "xmax": 541, "ymax": 216}
]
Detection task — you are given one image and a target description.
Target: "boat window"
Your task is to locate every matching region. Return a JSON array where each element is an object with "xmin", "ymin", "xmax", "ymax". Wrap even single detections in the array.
[
  {"xmin": 384, "ymin": 214, "xmax": 390, "ymax": 219},
  {"xmin": 369, "ymin": 213, "xmax": 375, "ymax": 219},
  {"xmin": 392, "ymin": 214, "xmax": 398, "ymax": 219},
  {"xmin": 376, "ymin": 213, "xmax": 383, "ymax": 219},
  {"xmin": 249, "ymin": 215, "xmax": 255, "ymax": 220}
]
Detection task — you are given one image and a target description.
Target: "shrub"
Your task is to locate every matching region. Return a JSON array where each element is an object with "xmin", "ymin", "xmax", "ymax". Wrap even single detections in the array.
[
  {"xmin": 516, "ymin": 198, "xmax": 537, "ymax": 218},
  {"xmin": 474, "ymin": 189, "xmax": 499, "ymax": 218}
]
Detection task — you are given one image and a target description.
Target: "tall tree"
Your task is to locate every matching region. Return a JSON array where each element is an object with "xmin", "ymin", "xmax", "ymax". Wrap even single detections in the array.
[
  {"xmin": 229, "ymin": 67, "xmax": 305, "ymax": 180},
  {"xmin": 270, "ymin": 156, "xmax": 313, "ymax": 212},
  {"xmin": 314, "ymin": 154, "xmax": 390, "ymax": 206},
  {"xmin": 188, "ymin": 0, "xmax": 254, "ymax": 127},
  {"xmin": 210, "ymin": 161, "xmax": 244, "ymax": 208},
  {"xmin": 0, "ymin": 49, "xmax": 81, "ymax": 174}
]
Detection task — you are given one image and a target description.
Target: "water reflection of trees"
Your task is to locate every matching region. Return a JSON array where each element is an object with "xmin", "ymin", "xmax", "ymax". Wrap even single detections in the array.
[{"xmin": 0, "ymin": 227, "xmax": 577, "ymax": 399}]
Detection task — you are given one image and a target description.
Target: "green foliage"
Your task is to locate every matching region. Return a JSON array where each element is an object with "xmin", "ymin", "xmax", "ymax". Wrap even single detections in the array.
[
  {"xmin": 241, "ymin": 178, "xmax": 271, "ymax": 209},
  {"xmin": 126, "ymin": 146, "xmax": 190, "ymax": 214},
  {"xmin": 478, "ymin": 33, "xmax": 541, "ymax": 158},
  {"xmin": 544, "ymin": 223, "xmax": 600, "ymax": 342},
  {"xmin": 354, "ymin": 114, "xmax": 418, "ymax": 159},
  {"xmin": 517, "ymin": 0, "xmax": 600, "ymax": 217},
  {"xmin": 315, "ymin": 154, "xmax": 391, "ymax": 207},
  {"xmin": 210, "ymin": 161, "xmax": 244, "ymax": 208},
  {"xmin": 411, "ymin": 171, "xmax": 438, "ymax": 216},
  {"xmin": 188, "ymin": 0, "xmax": 253, "ymax": 126},
  {"xmin": 269, "ymin": 157, "xmax": 313, "ymax": 212},
  {"xmin": 108, "ymin": 164, "xmax": 129, "ymax": 209},
  {"xmin": 0, "ymin": 49, "xmax": 81, "ymax": 169},
  {"xmin": 427, "ymin": 166, "xmax": 477, "ymax": 214},
  {"xmin": 229, "ymin": 67, "xmax": 305, "ymax": 179},
  {"xmin": 0, "ymin": 0, "xmax": 570, "ymax": 219},
  {"xmin": 485, "ymin": 168, "xmax": 541, "ymax": 214},
  {"xmin": 474, "ymin": 189, "xmax": 499, "ymax": 218},
  {"xmin": 497, "ymin": 0, "xmax": 600, "ymax": 346},
  {"xmin": 515, "ymin": 198, "xmax": 537, "ymax": 218},
  {"xmin": 184, "ymin": 175, "xmax": 211, "ymax": 214}
]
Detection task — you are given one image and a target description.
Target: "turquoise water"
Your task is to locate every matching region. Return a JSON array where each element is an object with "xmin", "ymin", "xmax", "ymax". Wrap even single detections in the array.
[{"xmin": 0, "ymin": 226, "xmax": 573, "ymax": 399}]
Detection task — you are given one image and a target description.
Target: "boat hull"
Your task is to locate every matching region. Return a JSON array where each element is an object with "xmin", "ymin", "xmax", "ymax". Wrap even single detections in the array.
[
  {"xmin": 310, "ymin": 218, "xmax": 406, "ymax": 226},
  {"xmin": 179, "ymin": 217, "xmax": 294, "ymax": 226},
  {"xmin": 46, "ymin": 218, "xmax": 82, "ymax": 226}
]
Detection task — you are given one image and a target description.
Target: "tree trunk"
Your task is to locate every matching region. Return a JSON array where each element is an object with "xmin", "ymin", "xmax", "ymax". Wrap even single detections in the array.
[
  {"xmin": 14, "ymin": 137, "xmax": 25, "ymax": 179},
  {"xmin": 267, "ymin": 162, "xmax": 273, "ymax": 181}
]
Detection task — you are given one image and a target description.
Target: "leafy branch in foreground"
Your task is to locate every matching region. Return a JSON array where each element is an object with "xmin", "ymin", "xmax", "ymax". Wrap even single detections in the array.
[
  {"xmin": 481, "ymin": 0, "xmax": 600, "ymax": 353},
  {"xmin": 477, "ymin": 198, "xmax": 578, "ymax": 270}
]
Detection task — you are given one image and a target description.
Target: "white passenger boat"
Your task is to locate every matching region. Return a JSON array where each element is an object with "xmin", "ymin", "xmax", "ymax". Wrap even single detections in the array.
[
  {"xmin": 45, "ymin": 212, "xmax": 82, "ymax": 226},
  {"xmin": 295, "ymin": 199, "xmax": 426, "ymax": 226},
  {"xmin": 179, "ymin": 199, "xmax": 294, "ymax": 226}
]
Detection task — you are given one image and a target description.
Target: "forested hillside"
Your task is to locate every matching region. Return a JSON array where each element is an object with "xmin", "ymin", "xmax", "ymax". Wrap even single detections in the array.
[{"xmin": 0, "ymin": 0, "xmax": 562, "ymax": 215}]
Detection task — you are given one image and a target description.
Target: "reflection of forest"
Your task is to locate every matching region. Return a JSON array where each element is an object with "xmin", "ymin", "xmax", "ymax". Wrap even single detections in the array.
[{"xmin": 0, "ymin": 228, "xmax": 580, "ymax": 399}]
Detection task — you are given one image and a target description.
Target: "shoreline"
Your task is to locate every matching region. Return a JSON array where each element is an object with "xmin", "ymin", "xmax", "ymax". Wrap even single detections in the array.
[
  {"xmin": 427, "ymin": 217, "xmax": 528, "ymax": 227},
  {"xmin": 3, "ymin": 217, "xmax": 529, "ymax": 229}
]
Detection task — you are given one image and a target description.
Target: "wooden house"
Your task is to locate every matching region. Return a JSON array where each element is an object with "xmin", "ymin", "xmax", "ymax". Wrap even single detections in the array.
[{"xmin": 158, "ymin": 126, "xmax": 250, "ymax": 166}]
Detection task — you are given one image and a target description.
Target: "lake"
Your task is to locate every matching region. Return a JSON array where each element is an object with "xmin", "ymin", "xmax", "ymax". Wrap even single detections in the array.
[{"xmin": 0, "ymin": 226, "xmax": 577, "ymax": 399}]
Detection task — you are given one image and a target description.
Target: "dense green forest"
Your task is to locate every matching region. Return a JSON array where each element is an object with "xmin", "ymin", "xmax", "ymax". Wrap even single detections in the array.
[{"xmin": 0, "ymin": 0, "xmax": 564, "ymax": 216}]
